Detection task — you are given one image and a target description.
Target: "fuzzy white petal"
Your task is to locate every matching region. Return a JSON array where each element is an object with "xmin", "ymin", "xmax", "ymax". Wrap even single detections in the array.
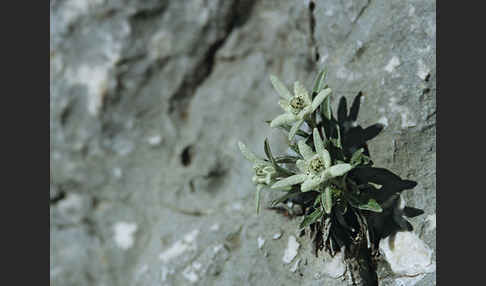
[
  {"xmin": 311, "ymin": 88, "xmax": 332, "ymax": 111},
  {"xmin": 297, "ymin": 140, "xmax": 315, "ymax": 160},
  {"xmin": 296, "ymin": 159, "xmax": 307, "ymax": 173},
  {"xmin": 278, "ymin": 100, "xmax": 290, "ymax": 112},
  {"xmin": 294, "ymin": 81, "xmax": 307, "ymax": 97},
  {"xmin": 288, "ymin": 120, "xmax": 304, "ymax": 141},
  {"xmin": 256, "ymin": 185, "xmax": 263, "ymax": 214},
  {"xmin": 324, "ymin": 164, "xmax": 352, "ymax": 178},
  {"xmin": 297, "ymin": 105, "xmax": 312, "ymax": 120},
  {"xmin": 270, "ymin": 113, "xmax": 296, "ymax": 128},
  {"xmin": 270, "ymin": 75, "xmax": 292, "ymax": 100},
  {"xmin": 294, "ymin": 81, "xmax": 311, "ymax": 105},
  {"xmin": 271, "ymin": 174, "xmax": 306, "ymax": 189},
  {"xmin": 238, "ymin": 141, "xmax": 263, "ymax": 164},
  {"xmin": 301, "ymin": 176, "xmax": 323, "ymax": 192},
  {"xmin": 313, "ymin": 128, "xmax": 325, "ymax": 154},
  {"xmin": 320, "ymin": 149, "xmax": 331, "ymax": 169}
]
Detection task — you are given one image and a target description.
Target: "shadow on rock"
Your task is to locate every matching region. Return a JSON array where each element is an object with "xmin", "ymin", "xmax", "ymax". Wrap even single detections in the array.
[{"xmin": 281, "ymin": 92, "xmax": 424, "ymax": 286}]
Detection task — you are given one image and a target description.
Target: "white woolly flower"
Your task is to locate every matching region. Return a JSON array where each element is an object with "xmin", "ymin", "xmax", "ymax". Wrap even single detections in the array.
[
  {"xmin": 269, "ymin": 75, "xmax": 332, "ymax": 140},
  {"xmin": 271, "ymin": 128, "xmax": 352, "ymax": 192},
  {"xmin": 238, "ymin": 141, "xmax": 276, "ymax": 185},
  {"xmin": 238, "ymin": 141, "xmax": 279, "ymax": 213}
]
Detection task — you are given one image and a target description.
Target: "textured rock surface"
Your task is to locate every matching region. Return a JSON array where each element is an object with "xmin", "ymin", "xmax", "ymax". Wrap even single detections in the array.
[{"xmin": 50, "ymin": 0, "xmax": 436, "ymax": 285}]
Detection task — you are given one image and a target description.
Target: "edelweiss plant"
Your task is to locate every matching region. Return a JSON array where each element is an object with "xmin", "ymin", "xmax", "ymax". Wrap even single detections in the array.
[
  {"xmin": 269, "ymin": 75, "xmax": 331, "ymax": 140},
  {"xmin": 271, "ymin": 129, "xmax": 351, "ymax": 193},
  {"xmin": 238, "ymin": 69, "xmax": 422, "ymax": 285}
]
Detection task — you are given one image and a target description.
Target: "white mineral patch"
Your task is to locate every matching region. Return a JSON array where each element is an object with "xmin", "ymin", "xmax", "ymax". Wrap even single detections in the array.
[
  {"xmin": 210, "ymin": 224, "xmax": 220, "ymax": 231},
  {"xmin": 395, "ymin": 274, "xmax": 427, "ymax": 286},
  {"xmin": 336, "ymin": 66, "xmax": 362, "ymax": 81},
  {"xmin": 319, "ymin": 53, "xmax": 329, "ymax": 64},
  {"xmin": 182, "ymin": 266, "xmax": 198, "ymax": 283},
  {"xmin": 147, "ymin": 135, "xmax": 162, "ymax": 146},
  {"xmin": 231, "ymin": 202, "xmax": 243, "ymax": 211},
  {"xmin": 159, "ymin": 229, "xmax": 200, "ymax": 262},
  {"xmin": 184, "ymin": 229, "xmax": 199, "ymax": 242},
  {"xmin": 137, "ymin": 264, "xmax": 148, "ymax": 276},
  {"xmin": 192, "ymin": 261, "xmax": 202, "ymax": 270},
  {"xmin": 408, "ymin": 5, "xmax": 415, "ymax": 16},
  {"xmin": 66, "ymin": 65, "xmax": 109, "ymax": 116},
  {"xmin": 389, "ymin": 98, "xmax": 416, "ymax": 129},
  {"xmin": 416, "ymin": 59, "xmax": 430, "ymax": 81},
  {"xmin": 272, "ymin": 232, "xmax": 282, "ymax": 240},
  {"xmin": 417, "ymin": 45, "xmax": 432, "ymax": 54},
  {"xmin": 426, "ymin": 19, "xmax": 436, "ymax": 38},
  {"xmin": 213, "ymin": 244, "xmax": 224, "ymax": 253},
  {"xmin": 322, "ymin": 251, "xmax": 346, "ymax": 278},
  {"xmin": 113, "ymin": 167, "xmax": 123, "ymax": 179},
  {"xmin": 290, "ymin": 258, "xmax": 301, "ymax": 273},
  {"xmin": 161, "ymin": 266, "xmax": 169, "ymax": 281},
  {"xmin": 50, "ymin": 267, "xmax": 62, "ymax": 278},
  {"xmin": 149, "ymin": 30, "xmax": 173, "ymax": 60},
  {"xmin": 134, "ymin": 264, "xmax": 149, "ymax": 281},
  {"xmin": 160, "ymin": 266, "xmax": 175, "ymax": 282},
  {"xmin": 282, "ymin": 236, "xmax": 300, "ymax": 264},
  {"xmin": 379, "ymin": 231, "xmax": 436, "ymax": 277},
  {"xmin": 113, "ymin": 222, "xmax": 137, "ymax": 250},
  {"xmin": 58, "ymin": 193, "xmax": 83, "ymax": 216},
  {"xmin": 425, "ymin": 214, "xmax": 436, "ymax": 232},
  {"xmin": 377, "ymin": 116, "xmax": 389, "ymax": 127},
  {"xmin": 257, "ymin": 236, "xmax": 265, "ymax": 249},
  {"xmin": 384, "ymin": 56, "xmax": 400, "ymax": 73},
  {"xmin": 113, "ymin": 139, "xmax": 135, "ymax": 156},
  {"xmin": 60, "ymin": 0, "xmax": 104, "ymax": 26}
]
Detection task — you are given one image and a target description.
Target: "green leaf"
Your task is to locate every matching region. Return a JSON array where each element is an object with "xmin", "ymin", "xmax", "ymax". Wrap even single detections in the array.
[
  {"xmin": 289, "ymin": 143, "xmax": 300, "ymax": 156},
  {"xmin": 346, "ymin": 178, "xmax": 360, "ymax": 194},
  {"xmin": 271, "ymin": 190, "xmax": 300, "ymax": 206},
  {"xmin": 335, "ymin": 207, "xmax": 354, "ymax": 232},
  {"xmin": 320, "ymin": 86, "xmax": 333, "ymax": 121},
  {"xmin": 255, "ymin": 185, "xmax": 262, "ymax": 215},
  {"xmin": 275, "ymin": 155, "xmax": 301, "ymax": 163},
  {"xmin": 322, "ymin": 187, "xmax": 333, "ymax": 214},
  {"xmin": 264, "ymin": 138, "xmax": 276, "ymax": 165},
  {"xmin": 300, "ymin": 208, "xmax": 324, "ymax": 229},
  {"xmin": 350, "ymin": 148, "xmax": 364, "ymax": 165},
  {"xmin": 312, "ymin": 69, "xmax": 328, "ymax": 95},
  {"xmin": 350, "ymin": 148, "xmax": 371, "ymax": 167},
  {"xmin": 269, "ymin": 122, "xmax": 310, "ymax": 138},
  {"xmin": 264, "ymin": 138, "xmax": 293, "ymax": 176},
  {"xmin": 343, "ymin": 192, "xmax": 362, "ymax": 208},
  {"xmin": 313, "ymin": 194, "xmax": 321, "ymax": 208},
  {"xmin": 358, "ymin": 198, "xmax": 383, "ymax": 212},
  {"xmin": 335, "ymin": 125, "xmax": 342, "ymax": 148}
]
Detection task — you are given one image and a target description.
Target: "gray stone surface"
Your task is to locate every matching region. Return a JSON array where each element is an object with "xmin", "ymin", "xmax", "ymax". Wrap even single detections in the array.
[{"xmin": 50, "ymin": 0, "xmax": 436, "ymax": 285}]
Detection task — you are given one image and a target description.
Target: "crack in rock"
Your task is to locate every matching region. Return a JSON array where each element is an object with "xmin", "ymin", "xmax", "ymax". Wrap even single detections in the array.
[{"xmin": 168, "ymin": 0, "xmax": 256, "ymax": 121}]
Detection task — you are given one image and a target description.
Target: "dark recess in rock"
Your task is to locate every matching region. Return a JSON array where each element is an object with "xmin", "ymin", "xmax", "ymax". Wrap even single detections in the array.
[{"xmin": 181, "ymin": 145, "xmax": 193, "ymax": 166}]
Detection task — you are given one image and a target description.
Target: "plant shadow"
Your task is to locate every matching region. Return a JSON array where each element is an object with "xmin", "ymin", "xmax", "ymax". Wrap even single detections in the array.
[{"xmin": 291, "ymin": 92, "xmax": 424, "ymax": 254}]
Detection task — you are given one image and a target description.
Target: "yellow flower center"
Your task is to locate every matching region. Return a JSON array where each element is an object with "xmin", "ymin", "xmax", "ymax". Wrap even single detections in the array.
[
  {"xmin": 309, "ymin": 157, "xmax": 324, "ymax": 173},
  {"xmin": 254, "ymin": 166, "xmax": 265, "ymax": 176},
  {"xmin": 289, "ymin": 96, "xmax": 305, "ymax": 113}
]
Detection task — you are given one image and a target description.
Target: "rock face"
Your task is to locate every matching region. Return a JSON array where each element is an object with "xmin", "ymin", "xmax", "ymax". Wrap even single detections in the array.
[{"xmin": 50, "ymin": 0, "xmax": 436, "ymax": 285}]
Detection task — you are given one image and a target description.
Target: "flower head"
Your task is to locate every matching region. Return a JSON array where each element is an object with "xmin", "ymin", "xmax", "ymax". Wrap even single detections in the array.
[
  {"xmin": 271, "ymin": 128, "xmax": 352, "ymax": 192},
  {"xmin": 238, "ymin": 141, "xmax": 279, "ymax": 214},
  {"xmin": 269, "ymin": 75, "xmax": 332, "ymax": 140},
  {"xmin": 238, "ymin": 141, "xmax": 276, "ymax": 186}
]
